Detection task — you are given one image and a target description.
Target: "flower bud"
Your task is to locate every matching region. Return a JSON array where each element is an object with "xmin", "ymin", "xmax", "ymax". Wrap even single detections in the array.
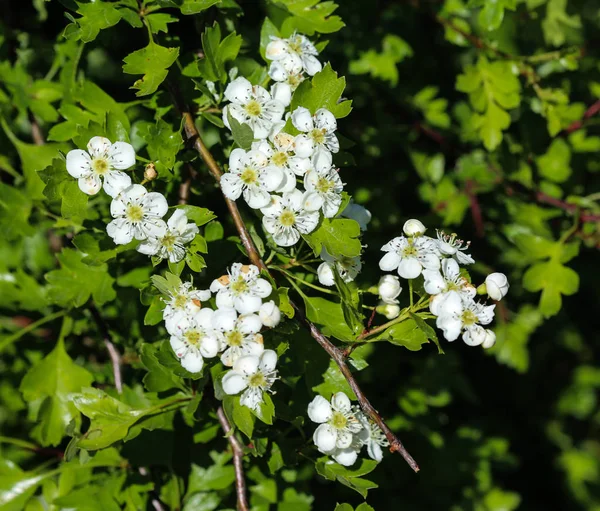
[
  {"xmin": 259, "ymin": 300, "xmax": 281, "ymax": 328},
  {"xmin": 403, "ymin": 219, "xmax": 426, "ymax": 236},
  {"xmin": 377, "ymin": 302, "xmax": 400, "ymax": 320},
  {"xmin": 482, "ymin": 329, "xmax": 496, "ymax": 349},
  {"xmin": 144, "ymin": 163, "xmax": 158, "ymax": 181},
  {"xmin": 377, "ymin": 275, "xmax": 401, "ymax": 304},
  {"xmin": 484, "ymin": 273, "xmax": 509, "ymax": 301},
  {"xmin": 317, "ymin": 262, "xmax": 335, "ymax": 287}
]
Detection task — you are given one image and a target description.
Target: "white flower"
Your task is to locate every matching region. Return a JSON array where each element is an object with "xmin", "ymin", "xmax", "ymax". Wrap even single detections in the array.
[
  {"xmin": 423, "ymin": 258, "xmax": 476, "ymax": 317},
  {"xmin": 403, "ymin": 219, "xmax": 426, "ymax": 236},
  {"xmin": 379, "ymin": 236, "xmax": 440, "ymax": 279},
  {"xmin": 340, "ymin": 201, "xmax": 371, "ymax": 231},
  {"xmin": 308, "ymin": 393, "xmax": 363, "ymax": 456},
  {"xmin": 137, "ymin": 209, "xmax": 198, "ymax": 263},
  {"xmin": 485, "ymin": 273, "xmax": 509, "ymax": 301},
  {"xmin": 210, "ymin": 263, "xmax": 272, "ymax": 314},
  {"xmin": 482, "ymin": 329, "xmax": 496, "ymax": 349},
  {"xmin": 377, "ymin": 302, "xmax": 400, "ymax": 320},
  {"xmin": 435, "ymin": 293, "xmax": 495, "ymax": 345},
  {"xmin": 106, "ymin": 185, "xmax": 168, "ymax": 245},
  {"xmin": 222, "ymin": 350, "xmax": 278, "ymax": 411},
  {"xmin": 212, "ymin": 308, "xmax": 265, "ymax": 367},
  {"xmin": 357, "ymin": 412, "xmax": 388, "ymax": 462},
  {"xmin": 163, "ymin": 283, "xmax": 211, "ymax": 334},
  {"xmin": 317, "ymin": 248, "xmax": 362, "ymax": 287},
  {"xmin": 259, "ymin": 300, "xmax": 281, "ymax": 328},
  {"xmin": 170, "ymin": 308, "xmax": 220, "ymax": 373},
  {"xmin": 261, "ymin": 189, "xmax": 320, "ymax": 247},
  {"xmin": 378, "ymin": 275, "xmax": 402, "ymax": 304},
  {"xmin": 436, "ymin": 230, "xmax": 474, "ymax": 265},
  {"xmin": 291, "ymin": 107, "xmax": 339, "ymax": 157},
  {"xmin": 66, "ymin": 136, "xmax": 135, "ymax": 197},
  {"xmin": 268, "ymin": 63, "xmax": 305, "ymax": 91},
  {"xmin": 266, "ymin": 34, "xmax": 322, "ymax": 77},
  {"xmin": 221, "ymin": 148, "xmax": 284, "ymax": 209},
  {"xmin": 270, "ymin": 82, "xmax": 292, "ymax": 108},
  {"xmin": 330, "ymin": 446, "xmax": 361, "ymax": 467},
  {"xmin": 303, "ymin": 151, "xmax": 344, "ymax": 218},
  {"xmin": 252, "ymin": 135, "xmax": 311, "ymax": 193},
  {"xmin": 223, "ymin": 77, "xmax": 285, "ymax": 139}
]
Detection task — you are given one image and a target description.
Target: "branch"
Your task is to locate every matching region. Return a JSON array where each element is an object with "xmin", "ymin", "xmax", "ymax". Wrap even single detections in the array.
[
  {"xmin": 174, "ymin": 91, "xmax": 420, "ymax": 472},
  {"xmin": 563, "ymin": 99, "xmax": 600, "ymax": 135},
  {"xmin": 28, "ymin": 111, "xmax": 45, "ymax": 145},
  {"xmin": 216, "ymin": 406, "xmax": 250, "ymax": 511},
  {"xmin": 88, "ymin": 303, "xmax": 123, "ymax": 394}
]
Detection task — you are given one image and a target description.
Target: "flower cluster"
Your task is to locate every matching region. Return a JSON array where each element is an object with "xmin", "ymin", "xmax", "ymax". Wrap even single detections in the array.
[
  {"xmin": 221, "ymin": 33, "xmax": 348, "ymax": 248},
  {"xmin": 379, "ymin": 219, "xmax": 509, "ymax": 348},
  {"xmin": 308, "ymin": 392, "xmax": 388, "ymax": 466},
  {"xmin": 65, "ymin": 136, "xmax": 198, "ymax": 264},
  {"xmin": 160, "ymin": 263, "xmax": 282, "ymax": 411}
]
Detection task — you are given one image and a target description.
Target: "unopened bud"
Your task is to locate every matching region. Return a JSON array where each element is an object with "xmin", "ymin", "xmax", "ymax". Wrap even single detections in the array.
[
  {"xmin": 144, "ymin": 163, "xmax": 158, "ymax": 181},
  {"xmin": 403, "ymin": 219, "xmax": 426, "ymax": 236},
  {"xmin": 482, "ymin": 330, "xmax": 496, "ymax": 349},
  {"xmin": 377, "ymin": 302, "xmax": 400, "ymax": 320},
  {"xmin": 317, "ymin": 262, "xmax": 335, "ymax": 287},
  {"xmin": 259, "ymin": 300, "xmax": 281, "ymax": 328},
  {"xmin": 484, "ymin": 273, "xmax": 509, "ymax": 301},
  {"xmin": 377, "ymin": 275, "xmax": 402, "ymax": 304}
]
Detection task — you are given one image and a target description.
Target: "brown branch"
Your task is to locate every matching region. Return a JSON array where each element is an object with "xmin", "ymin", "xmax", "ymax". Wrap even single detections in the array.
[
  {"xmin": 179, "ymin": 163, "xmax": 198, "ymax": 205},
  {"xmin": 88, "ymin": 303, "xmax": 123, "ymax": 393},
  {"xmin": 28, "ymin": 111, "xmax": 44, "ymax": 146},
  {"xmin": 217, "ymin": 406, "xmax": 250, "ymax": 511},
  {"xmin": 175, "ymin": 93, "xmax": 420, "ymax": 472},
  {"xmin": 563, "ymin": 99, "xmax": 600, "ymax": 135}
]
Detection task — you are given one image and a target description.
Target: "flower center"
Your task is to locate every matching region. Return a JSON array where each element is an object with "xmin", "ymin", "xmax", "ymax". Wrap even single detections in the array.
[
  {"xmin": 271, "ymin": 151, "xmax": 288, "ymax": 167},
  {"xmin": 401, "ymin": 244, "xmax": 418, "ymax": 258},
  {"xmin": 288, "ymin": 36, "xmax": 302, "ymax": 53},
  {"xmin": 315, "ymin": 176, "xmax": 334, "ymax": 194},
  {"xmin": 231, "ymin": 277, "xmax": 249, "ymax": 295},
  {"xmin": 185, "ymin": 329, "xmax": 203, "ymax": 346},
  {"xmin": 241, "ymin": 167, "xmax": 258, "ymax": 185},
  {"xmin": 161, "ymin": 233, "xmax": 177, "ymax": 252},
  {"xmin": 330, "ymin": 411, "xmax": 347, "ymax": 430},
  {"xmin": 310, "ymin": 128, "xmax": 326, "ymax": 145},
  {"xmin": 279, "ymin": 209, "xmax": 296, "ymax": 227},
  {"xmin": 125, "ymin": 204, "xmax": 144, "ymax": 223},
  {"xmin": 173, "ymin": 294, "xmax": 187, "ymax": 309},
  {"xmin": 248, "ymin": 372, "xmax": 266, "ymax": 388},
  {"xmin": 288, "ymin": 73, "xmax": 303, "ymax": 90},
  {"xmin": 244, "ymin": 99, "xmax": 262, "ymax": 117},
  {"xmin": 227, "ymin": 330, "xmax": 243, "ymax": 347},
  {"xmin": 91, "ymin": 157, "xmax": 110, "ymax": 175},
  {"xmin": 461, "ymin": 309, "xmax": 478, "ymax": 327}
]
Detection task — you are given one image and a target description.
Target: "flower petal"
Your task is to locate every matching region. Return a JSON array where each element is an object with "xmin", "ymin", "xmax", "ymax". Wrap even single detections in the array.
[
  {"xmin": 331, "ymin": 392, "xmax": 352, "ymax": 413},
  {"xmin": 315, "ymin": 108, "xmax": 337, "ymax": 132},
  {"xmin": 103, "ymin": 170, "xmax": 132, "ymax": 198},
  {"xmin": 87, "ymin": 136, "xmax": 111, "ymax": 158},
  {"xmin": 291, "ymin": 107, "xmax": 314, "ymax": 132},
  {"xmin": 313, "ymin": 423, "xmax": 337, "ymax": 453},
  {"xmin": 233, "ymin": 355, "xmax": 260, "ymax": 376},
  {"xmin": 397, "ymin": 257, "xmax": 422, "ymax": 279},
  {"xmin": 234, "ymin": 294, "xmax": 262, "ymax": 315},
  {"xmin": 66, "ymin": 150, "xmax": 91, "ymax": 178},
  {"xmin": 254, "ymin": 278, "xmax": 272, "ymax": 298},
  {"xmin": 221, "ymin": 173, "xmax": 244, "ymax": 201},
  {"xmin": 379, "ymin": 252, "xmax": 401, "ymax": 272},
  {"xmin": 181, "ymin": 352, "xmax": 204, "ymax": 373},
  {"xmin": 259, "ymin": 349, "xmax": 278, "ymax": 372},
  {"xmin": 142, "ymin": 192, "xmax": 168, "ymax": 218},
  {"xmin": 108, "ymin": 141, "xmax": 136, "ymax": 170},
  {"xmin": 224, "ymin": 77, "xmax": 252, "ymax": 104},
  {"xmin": 78, "ymin": 174, "xmax": 102, "ymax": 195},
  {"xmin": 308, "ymin": 395, "xmax": 333, "ymax": 423},
  {"xmin": 222, "ymin": 371, "xmax": 248, "ymax": 395}
]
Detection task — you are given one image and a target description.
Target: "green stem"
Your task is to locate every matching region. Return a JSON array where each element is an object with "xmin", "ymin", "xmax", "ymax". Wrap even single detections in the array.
[
  {"xmin": 271, "ymin": 266, "xmax": 336, "ymax": 295},
  {"xmin": 409, "ymin": 280, "xmax": 414, "ymax": 307},
  {"xmin": 358, "ymin": 298, "xmax": 429, "ymax": 341},
  {"xmin": 0, "ymin": 436, "xmax": 40, "ymax": 450},
  {"xmin": 0, "ymin": 310, "xmax": 67, "ymax": 352}
]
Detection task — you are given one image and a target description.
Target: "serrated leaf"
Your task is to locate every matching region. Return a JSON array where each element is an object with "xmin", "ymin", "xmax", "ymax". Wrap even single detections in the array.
[
  {"xmin": 371, "ymin": 318, "xmax": 428, "ymax": 351},
  {"xmin": 67, "ymin": 1, "xmax": 122, "ymax": 43},
  {"xmin": 523, "ymin": 260, "xmax": 579, "ymax": 318},
  {"xmin": 277, "ymin": 0, "xmax": 345, "ymax": 35},
  {"xmin": 123, "ymin": 41, "xmax": 180, "ymax": 97},
  {"xmin": 227, "ymin": 110, "xmax": 254, "ymax": 149},
  {"xmin": 303, "ymin": 218, "xmax": 362, "ymax": 258}
]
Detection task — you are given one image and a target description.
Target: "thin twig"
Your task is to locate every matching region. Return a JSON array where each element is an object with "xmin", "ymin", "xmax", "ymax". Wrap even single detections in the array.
[
  {"xmin": 28, "ymin": 111, "xmax": 45, "ymax": 145},
  {"xmin": 172, "ymin": 88, "xmax": 420, "ymax": 472},
  {"xmin": 216, "ymin": 406, "xmax": 250, "ymax": 511},
  {"xmin": 563, "ymin": 99, "xmax": 600, "ymax": 135},
  {"xmin": 88, "ymin": 303, "xmax": 123, "ymax": 394},
  {"xmin": 179, "ymin": 163, "xmax": 198, "ymax": 204}
]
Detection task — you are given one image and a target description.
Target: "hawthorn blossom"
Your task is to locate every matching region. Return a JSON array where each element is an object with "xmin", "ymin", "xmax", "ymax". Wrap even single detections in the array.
[
  {"xmin": 379, "ymin": 235, "xmax": 440, "ymax": 279},
  {"xmin": 212, "ymin": 308, "xmax": 265, "ymax": 367},
  {"xmin": 163, "ymin": 283, "xmax": 211, "ymax": 334},
  {"xmin": 303, "ymin": 151, "xmax": 344, "ymax": 218},
  {"xmin": 357, "ymin": 412, "xmax": 388, "ymax": 463},
  {"xmin": 222, "ymin": 148, "xmax": 284, "ymax": 209},
  {"xmin": 291, "ymin": 107, "xmax": 339, "ymax": 157},
  {"xmin": 485, "ymin": 273, "xmax": 509, "ymax": 301},
  {"xmin": 210, "ymin": 263, "xmax": 272, "ymax": 314},
  {"xmin": 270, "ymin": 82, "xmax": 292, "ymax": 108},
  {"xmin": 259, "ymin": 300, "xmax": 281, "ymax": 328},
  {"xmin": 106, "ymin": 185, "xmax": 168, "ymax": 245},
  {"xmin": 66, "ymin": 136, "xmax": 135, "ymax": 197},
  {"xmin": 341, "ymin": 200, "xmax": 372, "ymax": 231},
  {"xmin": 436, "ymin": 230, "xmax": 474, "ymax": 265},
  {"xmin": 169, "ymin": 308, "xmax": 219, "ymax": 373},
  {"xmin": 435, "ymin": 293, "xmax": 496, "ymax": 345},
  {"xmin": 252, "ymin": 135, "xmax": 311, "ymax": 193},
  {"xmin": 223, "ymin": 77, "xmax": 285, "ymax": 139},
  {"xmin": 137, "ymin": 209, "xmax": 198, "ymax": 263},
  {"xmin": 317, "ymin": 248, "xmax": 362, "ymax": 287},
  {"xmin": 377, "ymin": 302, "xmax": 400, "ymax": 320},
  {"xmin": 308, "ymin": 393, "xmax": 363, "ymax": 458},
  {"xmin": 378, "ymin": 275, "xmax": 402, "ymax": 304},
  {"xmin": 268, "ymin": 64, "xmax": 305, "ymax": 91},
  {"xmin": 222, "ymin": 350, "xmax": 279, "ymax": 411},
  {"xmin": 261, "ymin": 189, "xmax": 320, "ymax": 247},
  {"xmin": 423, "ymin": 258, "xmax": 476, "ymax": 317},
  {"xmin": 266, "ymin": 33, "xmax": 322, "ymax": 77},
  {"xmin": 403, "ymin": 218, "xmax": 426, "ymax": 236}
]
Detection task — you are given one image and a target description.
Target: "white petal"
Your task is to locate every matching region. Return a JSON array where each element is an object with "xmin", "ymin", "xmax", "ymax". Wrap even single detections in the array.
[
  {"xmin": 237, "ymin": 314, "xmax": 262, "ymax": 334},
  {"xmin": 233, "ymin": 355, "xmax": 260, "ymax": 376},
  {"xmin": 253, "ymin": 278, "xmax": 272, "ymax": 298},
  {"xmin": 289, "ymin": 157, "xmax": 311, "ymax": 176},
  {"xmin": 224, "ymin": 77, "xmax": 252, "ymax": 104},
  {"xmin": 261, "ymin": 166, "xmax": 285, "ymax": 192},
  {"xmin": 106, "ymin": 218, "xmax": 133, "ymax": 245},
  {"xmin": 181, "ymin": 352, "xmax": 204, "ymax": 373},
  {"xmin": 103, "ymin": 171, "xmax": 132, "ymax": 198},
  {"xmin": 213, "ymin": 308, "xmax": 238, "ymax": 332},
  {"xmin": 66, "ymin": 149, "xmax": 91, "ymax": 178},
  {"xmin": 244, "ymin": 186, "xmax": 271, "ymax": 210},
  {"xmin": 331, "ymin": 392, "xmax": 352, "ymax": 412},
  {"xmin": 136, "ymin": 237, "xmax": 161, "ymax": 256},
  {"xmin": 170, "ymin": 336, "xmax": 186, "ymax": 358},
  {"xmin": 315, "ymin": 108, "xmax": 337, "ymax": 132},
  {"xmin": 142, "ymin": 192, "xmax": 169, "ymax": 218},
  {"xmin": 234, "ymin": 294, "xmax": 263, "ymax": 314},
  {"xmin": 437, "ymin": 316, "xmax": 462, "ymax": 342},
  {"xmin": 332, "ymin": 447, "xmax": 358, "ymax": 467},
  {"xmin": 200, "ymin": 335, "xmax": 220, "ymax": 358},
  {"xmin": 265, "ymin": 38, "xmax": 289, "ymax": 61},
  {"xmin": 397, "ymin": 257, "xmax": 422, "ymax": 279},
  {"xmin": 268, "ymin": 60, "xmax": 289, "ymax": 82},
  {"xmin": 463, "ymin": 325, "xmax": 486, "ymax": 346},
  {"xmin": 291, "ymin": 107, "xmax": 314, "ymax": 133},
  {"xmin": 379, "ymin": 252, "xmax": 401, "ymax": 272},
  {"xmin": 302, "ymin": 190, "xmax": 324, "ymax": 212},
  {"xmin": 78, "ymin": 175, "xmax": 102, "ymax": 195},
  {"xmin": 222, "ymin": 371, "xmax": 248, "ymax": 395},
  {"xmin": 108, "ymin": 141, "xmax": 136, "ymax": 170},
  {"xmin": 336, "ymin": 430, "xmax": 353, "ymax": 449},
  {"xmin": 259, "ymin": 349, "xmax": 278, "ymax": 372},
  {"xmin": 216, "ymin": 291, "xmax": 235, "ymax": 310},
  {"xmin": 302, "ymin": 55, "xmax": 322, "ymax": 76},
  {"xmin": 313, "ymin": 423, "xmax": 337, "ymax": 453},
  {"xmin": 295, "ymin": 211, "xmax": 319, "ymax": 235},
  {"xmin": 442, "ymin": 258, "xmax": 460, "ymax": 280},
  {"xmin": 293, "ymin": 134, "xmax": 314, "ymax": 158},
  {"xmin": 273, "ymin": 227, "xmax": 300, "ymax": 247},
  {"xmin": 423, "ymin": 269, "xmax": 446, "ymax": 295},
  {"xmin": 87, "ymin": 136, "xmax": 111, "ymax": 158},
  {"xmin": 312, "ymin": 150, "xmax": 333, "ymax": 173},
  {"xmin": 308, "ymin": 395, "xmax": 333, "ymax": 423},
  {"xmin": 270, "ymin": 82, "xmax": 291, "ymax": 107},
  {"xmin": 317, "ymin": 262, "xmax": 335, "ymax": 287},
  {"xmin": 367, "ymin": 441, "xmax": 383, "ymax": 462},
  {"xmin": 221, "ymin": 173, "xmax": 244, "ymax": 201}
]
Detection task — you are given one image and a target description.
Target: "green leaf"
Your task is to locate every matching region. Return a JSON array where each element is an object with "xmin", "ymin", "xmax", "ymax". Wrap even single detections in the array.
[
  {"xmin": 227, "ymin": 110, "xmax": 254, "ymax": 149},
  {"xmin": 290, "ymin": 64, "xmax": 352, "ymax": 118},
  {"xmin": 20, "ymin": 338, "xmax": 94, "ymax": 446},
  {"xmin": 470, "ymin": 0, "xmax": 517, "ymax": 31},
  {"xmin": 312, "ymin": 359, "xmax": 356, "ymax": 400},
  {"xmin": 303, "ymin": 218, "xmax": 362, "ymax": 258},
  {"xmin": 180, "ymin": 0, "xmax": 221, "ymax": 15},
  {"xmin": 536, "ymin": 138, "xmax": 572, "ymax": 183},
  {"xmin": 197, "ymin": 23, "xmax": 242, "ymax": 83},
  {"xmin": 0, "ymin": 182, "xmax": 34, "ymax": 240},
  {"xmin": 66, "ymin": 1, "xmax": 122, "ymax": 43},
  {"xmin": 141, "ymin": 119, "xmax": 183, "ymax": 178},
  {"xmin": 372, "ymin": 318, "xmax": 428, "ymax": 351},
  {"xmin": 123, "ymin": 41, "xmax": 180, "ymax": 97},
  {"xmin": 410, "ymin": 312, "xmax": 444, "ymax": 354},
  {"xmin": 175, "ymin": 205, "xmax": 217, "ymax": 226},
  {"xmin": 223, "ymin": 394, "xmax": 255, "ymax": 439},
  {"xmin": 277, "ymin": 0, "xmax": 345, "ymax": 35},
  {"xmin": 523, "ymin": 260, "xmax": 579, "ymax": 318},
  {"xmin": 60, "ymin": 181, "xmax": 88, "ymax": 223},
  {"xmin": 316, "ymin": 459, "xmax": 378, "ymax": 497},
  {"xmin": 45, "ymin": 249, "xmax": 116, "ymax": 308},
  {"xmin": 188, "ymin": 453, "xmax": 235, "ymax": 493},
  {"xmin": 542, "ymin": 0, "xmax": 582, "ymax": 47},
  {"xmin": 250, "ymin": 392, "xmax": 275, "ymax": 425},
  {"xmin": 303, "ymin": 296, "xmax": 356, "ymax": 342},
  {"xmin": 140, "ymin": 342, "xmax": 187, "ymax": 392}
]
